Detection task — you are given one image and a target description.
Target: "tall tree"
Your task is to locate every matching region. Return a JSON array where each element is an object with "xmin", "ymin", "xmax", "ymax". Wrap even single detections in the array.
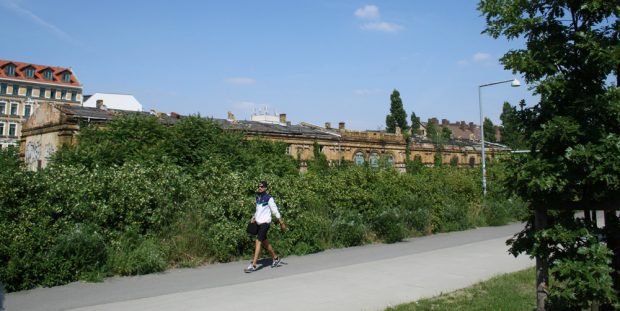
[
  {"xmin": 499, "ymin": 101, "xmax": 527, "ymax": 149},
  {"xmin": 480, "ymin": 0, "xmax": 620, "ymax": 309},
  {"xmin": 385, "ymin": 90, "xmax": 409, "ymax": 133},
  {"xmin": 410, "ymin": 111, "xmax": 421, "ymax": 135},
  {"xmin": 483, "ymin": 117, "xmax": 496, "ymax": 143}
]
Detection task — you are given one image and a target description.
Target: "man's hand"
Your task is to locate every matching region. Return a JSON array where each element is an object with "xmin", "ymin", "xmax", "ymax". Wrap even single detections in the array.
[{"xmin": 279, "ymin": 219, "xmax": 287, "ymax": 232}]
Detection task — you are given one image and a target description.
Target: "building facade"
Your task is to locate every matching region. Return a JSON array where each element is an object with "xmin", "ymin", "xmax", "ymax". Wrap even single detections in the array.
[
  {"xmin": 20, "ymin": 104, "xmax": 507, "ymax": 171},
  {"xmin": 0, "ymin": 59, "xmax": 82, "ymax": 148}
]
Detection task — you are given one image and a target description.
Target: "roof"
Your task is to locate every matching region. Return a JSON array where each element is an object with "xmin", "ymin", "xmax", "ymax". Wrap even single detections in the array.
[
  {"xmin": 83, "ymin": 93, "xmax": 143, "ymax": 112},
  {"xmin": 0, "ymin": 59, "xmax": 81, "ymax": 87},
  {"xmin": 213, "ymin": 119, "xmax": 341, "ymax": 140},
  {"xmin": 56, "ymin": 105, "xmax": 142, "ymax": 121}
]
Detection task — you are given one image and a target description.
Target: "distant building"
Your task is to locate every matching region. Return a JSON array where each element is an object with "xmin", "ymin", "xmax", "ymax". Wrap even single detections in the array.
[
  {"xmin": 83, "ymin": 93, "xmax": 143, "ymax": 111},
  {"xmin": 0, "ymin": 59, "xmax": 82, "ymax": 148}
]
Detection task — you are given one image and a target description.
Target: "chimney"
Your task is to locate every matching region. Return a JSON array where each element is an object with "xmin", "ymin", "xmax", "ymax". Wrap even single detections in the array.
[
  {"xmin": 441, "ymin": 119, "xmax": 449, "ymax": 126},
  {"xmin": 459, "ymin": 121, "xmax": 465, "ymax": 130},
  {"xmin": 395, "ymin": 126, "xmax": 402, "ymax": 135},
  {"xmin": 170, "ymin": 112, "xmax": 180, "ymax": 119},
  {"xmin": 227, "ymin": 111, "xmax": 235, "ymax": 121},
  {"xmin": 325, "ymin": 122, "xmax": 331, "ymax": 129},
  {"xmin": 339, "ymin": 122, "xmax": 345, "ymax": 130},
  {"xmin": 279, "ymin": 113, "xmax": 287, "ymax": 124},
  {"xmin": 469, "ymin": 122, "xmax": 476, "ymax": 131},
  {"xmin": 96, "ymin": 99, "xmax": 104, "ymax": 109}
]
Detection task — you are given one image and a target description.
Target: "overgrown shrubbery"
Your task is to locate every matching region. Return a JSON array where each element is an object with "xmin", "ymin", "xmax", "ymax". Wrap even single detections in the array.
[{"xmin": 0, "ymin": 115, "xmax": 525, "ymax": 292}]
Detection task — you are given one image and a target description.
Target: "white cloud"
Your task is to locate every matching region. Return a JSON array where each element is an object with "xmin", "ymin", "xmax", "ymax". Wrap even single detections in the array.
[
  {"xmin": 457, "ymin": 59, "xmax": 469, "ymax": 66},
  {"xmin": 361, "ymin": 22, "xmax": 403, "ymax": 33},
  {"xmin": 355, "ymin": 5, "xmax": 403, "ymax": 33},
  {"xmin": 354, "ymin": 5, "xmax": 379, "ymax": 20},
  {"xmin": 0, "ymin": 0, "xmax": 77, "ymax": 45},
  {"xmin": 473, "ymin": 52, "xmax": 491, "ymax": 62},
  {"xmin": 224, "ymin": 77, "xmax": 256, "ymax": 85}
]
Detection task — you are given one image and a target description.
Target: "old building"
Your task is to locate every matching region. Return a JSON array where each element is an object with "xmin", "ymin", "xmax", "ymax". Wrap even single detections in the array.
[
  {"xmin": 0, "ymin": 59, "xmax": 82, "ymax": 148},
  {"xmin": 20, "ymin": 103, "xmax": 506, "ymax": 171}
]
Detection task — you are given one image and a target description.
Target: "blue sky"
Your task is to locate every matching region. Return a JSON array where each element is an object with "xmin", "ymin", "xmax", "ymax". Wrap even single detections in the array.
[{"xmin": 1, "ymin": 0, "xmax": 538, "ymax": 130}]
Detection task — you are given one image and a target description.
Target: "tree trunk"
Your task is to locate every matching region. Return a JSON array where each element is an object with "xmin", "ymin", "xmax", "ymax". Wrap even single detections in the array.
[{"xmin": 535, "ymin": 207, "xmax": 549, "ymax": 311}]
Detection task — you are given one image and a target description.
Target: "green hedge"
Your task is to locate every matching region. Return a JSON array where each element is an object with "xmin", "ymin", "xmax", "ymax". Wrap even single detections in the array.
[{"xmin": 0, "ymin": 117, "xmax": 526, "ymax": 292}]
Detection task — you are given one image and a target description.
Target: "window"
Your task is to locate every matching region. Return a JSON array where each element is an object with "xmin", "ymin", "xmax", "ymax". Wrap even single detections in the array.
[
  {"xmin": 0, "ymin": 83, "xmax": 6, "ymax": 94},
  {"xmin": 61, "ymin": 90, "xmax": 67, "ymax": 100},
  {"xmin": 12, "ymin": 85, "xmax": 19, "ymax": 96},
  {"xmin": 71, "ymin": 91, "xmax": 77, "ymax": 101},
  {"xmin": 10, "ymin": 103, "xmax": 18, "ymax": 116},
  {"xmin": 24, "ymin": 104, "xmax": 32, "ymax": 118},
  {"xmin": 386, "ymin": 154, "xmax": 394, "ymax": 167},
  {"xmin": 4, "ymin": 65, "xmax": 15, "ymax": 76},
  {"xmin": 25, "ymin": 67, "xmax": 34, "ymax": 78},
  {"xmin": 354, "ymin": 152, "xmax": 365, "ymax": 165},
  {"xmin": 63, "ymin": 72, "xmax": 71, "ymax": 82},
  {"xmin": 44, "ymin": 70, "xmax": 53, "ymax": 80},
  {"xmin": 0, "ymin": 122, "xmax": 4, "ymax": 136},
  {"xmin": 8, "ymin": 124, "xmax": 16, "ymax": 137},
  {"xmin": 369, "ymin": 153, "xmax": 380, "ymax": 168},
  {"xmin": 469, "ymin": 157, "xmax": 476, "ymax": 168},
  {"xmin": 40, "ymin": 87, "xmax": 46, "ymax": 98},
  {"xmin": 50, "ymin": 89, "xmax": 56, "ymax": 99},
  {"xmin": 0, "ymin": 102, "xmax": 5, "ymax": 115},
  {"xmin": 26, "ymin": 87, "xmax": 32, "ymax": 97}
]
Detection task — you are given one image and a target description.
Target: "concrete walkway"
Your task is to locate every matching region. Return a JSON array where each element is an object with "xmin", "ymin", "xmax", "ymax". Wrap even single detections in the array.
[{"xmin": 6, "ymin": 223, "xmax": 533, "ymax": 311}]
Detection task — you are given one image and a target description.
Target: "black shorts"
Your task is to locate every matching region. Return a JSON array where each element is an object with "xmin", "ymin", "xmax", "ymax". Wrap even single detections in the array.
[{"xmin": 256, "ymin": 223, "xmax": 270, "ymax": 241}]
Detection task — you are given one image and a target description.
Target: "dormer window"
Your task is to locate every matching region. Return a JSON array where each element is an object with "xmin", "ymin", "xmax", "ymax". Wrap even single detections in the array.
[
  {"xmin": 4, "ymin": 65, "xmax": 15, "ymax": 76},
  {"xmin": 25, "ymin": 67, "xmax": 35, "ymax": 78},
  {"xmin": 62, "ymin": 72, "xmax": 71, "ymax": 83},
  {"xmin": 44, "ymin": 70, "xmax": 53, "ymax": 80}
]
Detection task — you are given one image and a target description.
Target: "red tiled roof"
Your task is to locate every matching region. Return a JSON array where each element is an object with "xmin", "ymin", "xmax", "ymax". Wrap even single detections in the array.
[{"xmin": 0, "ymin": 59, "xmax": 81, "ymax": 87}]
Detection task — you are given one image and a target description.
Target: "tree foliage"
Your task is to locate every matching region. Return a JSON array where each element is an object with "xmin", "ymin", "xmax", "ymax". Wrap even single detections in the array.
[
  {"xmin": 483, "ymin": 117, "xmax": 496, "ymax": 143},
  {"xmin": 499, "ymin": 101, "xmax": 528, "ymax": 149},
  {"xmin": 480, "ymin": 0, "xmax": 620, "ymax": 308},
  {"xmin": 386, "ymin": 89, "xmax": 409, "ymax": 133},
  {"xmin": 410, "ymin": 111, "xmax": 421, "ymax": 135}
]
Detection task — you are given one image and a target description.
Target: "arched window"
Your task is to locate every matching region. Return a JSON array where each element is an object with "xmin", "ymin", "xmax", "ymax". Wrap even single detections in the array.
[
  {"xmin": 354, "ymin": 152, "xmax": 365, "ymax": 165},
  {"xmin": 385, "ymin": 154, "xmax": 394, "ymax": 167},
  {"xmin": 469, "ymin": 157, "xmax": 476, "ymax": 168},
  {"xmin": 369, "ymin": 152, "xmax": 380, "ymax": 168},
  {"xmin": 450, "ymin": 156, "xmax": 459, "ymax": 167}
]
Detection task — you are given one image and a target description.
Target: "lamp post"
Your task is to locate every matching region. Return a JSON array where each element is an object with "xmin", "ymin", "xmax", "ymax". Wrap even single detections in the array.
[{"xmin": 479, "ymin": 78, "xmax": 520, "ymax": 195}]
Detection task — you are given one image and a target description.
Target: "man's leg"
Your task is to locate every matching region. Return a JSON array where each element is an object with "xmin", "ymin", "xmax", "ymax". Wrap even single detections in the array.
[
  {"xmin": 262, "ymin": 239, "xmax": 277, "ymax": 259},
  {"xmin": 252, "ymin": 239, "xmax": 261, "ymax": 267}
]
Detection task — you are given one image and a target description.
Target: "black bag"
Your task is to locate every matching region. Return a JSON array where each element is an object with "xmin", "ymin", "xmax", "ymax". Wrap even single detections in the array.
[{"xmin": 246, "ymin": 222, "xmax": 258, "ymax": 235}]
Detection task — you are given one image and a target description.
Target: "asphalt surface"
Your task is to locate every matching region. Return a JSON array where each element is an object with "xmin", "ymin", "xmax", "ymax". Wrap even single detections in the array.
[{"xmin": 6, "ymin": 222, "xmax": 533, "ymax": 311}]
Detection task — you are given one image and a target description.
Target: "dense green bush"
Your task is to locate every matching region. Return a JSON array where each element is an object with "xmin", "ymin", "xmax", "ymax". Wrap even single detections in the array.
[
  {"xmin": 0, "ymin": 114, "xmax": 525, "ymax": 292},
  {"xmin": 106, "ymin": 229, "xmax": 167, "ymax": 276}
]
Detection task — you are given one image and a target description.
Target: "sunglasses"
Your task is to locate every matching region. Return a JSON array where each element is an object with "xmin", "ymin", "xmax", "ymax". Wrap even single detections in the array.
[{"xmin": 258, "ymin": 185, "xmax": 266, "ymax": 188}]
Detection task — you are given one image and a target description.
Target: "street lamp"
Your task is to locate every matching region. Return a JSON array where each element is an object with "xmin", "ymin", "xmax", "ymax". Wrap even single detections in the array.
[{"xmin": 479, "ymin": 78, "xmax": 520, "ymax": 195}]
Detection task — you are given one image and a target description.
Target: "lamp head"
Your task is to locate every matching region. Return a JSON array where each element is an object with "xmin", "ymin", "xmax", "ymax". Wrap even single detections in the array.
[{"xmin": 511, "ymin": 79, "xmax": 521, "ymax": 87}]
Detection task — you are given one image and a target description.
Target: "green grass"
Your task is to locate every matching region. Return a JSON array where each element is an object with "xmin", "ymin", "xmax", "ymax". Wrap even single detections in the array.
[{"xmin": 386, "ymin": 268, "xmax": 536, "ymax": 311}]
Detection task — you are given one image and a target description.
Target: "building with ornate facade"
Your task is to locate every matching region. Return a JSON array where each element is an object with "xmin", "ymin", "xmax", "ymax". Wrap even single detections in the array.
[
  {"xmin": 0, "ymin": 59, "xmax": 82, "ymax": 149},
  {"xmin": 20, "ymin": 102, "xmax": 507, "ymax": 171}
]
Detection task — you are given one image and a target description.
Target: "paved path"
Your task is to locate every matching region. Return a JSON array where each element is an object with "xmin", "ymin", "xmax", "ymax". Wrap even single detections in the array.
[{"xmin": 6, "ymin": 223, "xmax": 533, "ymax": 311}]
